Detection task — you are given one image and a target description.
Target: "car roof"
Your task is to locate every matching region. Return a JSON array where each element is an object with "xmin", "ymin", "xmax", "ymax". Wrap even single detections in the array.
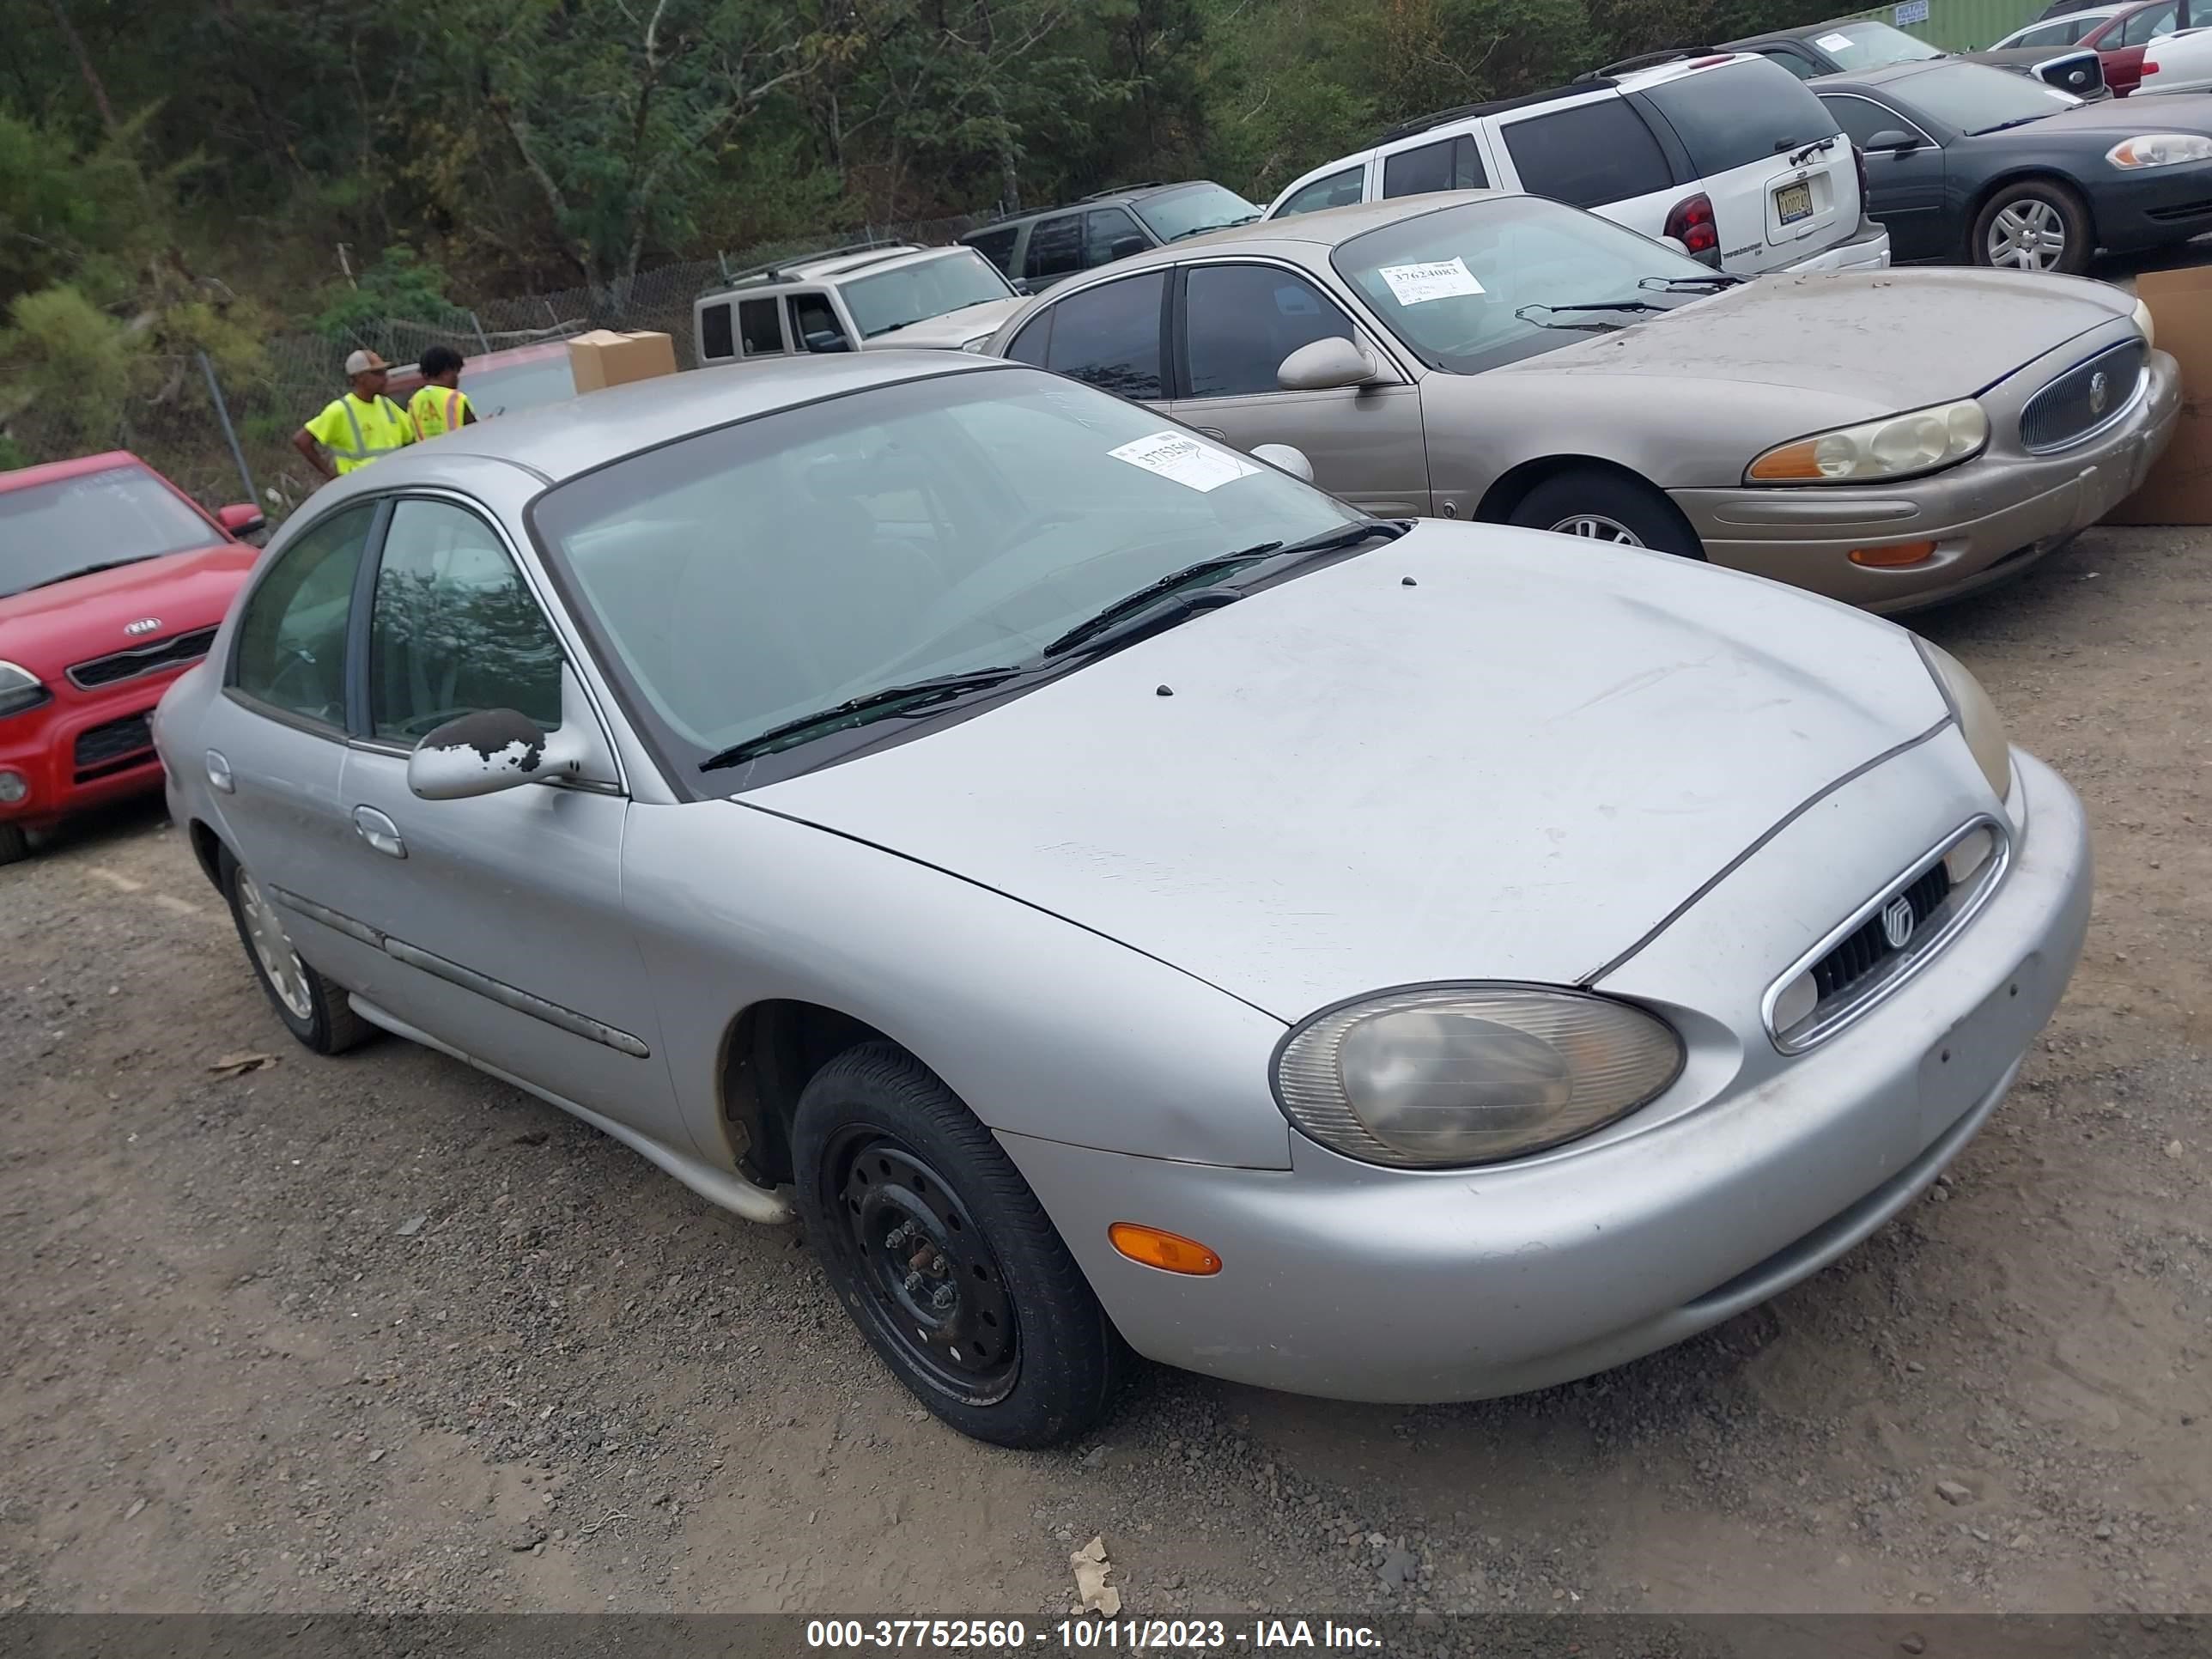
[
  {"xmin": 1377, "ymin": 52, "xmax": 1757, "ymax": 143},
  {"xmin": 1723, "ymin": 17, "xmax": 1895, "ymax": 45},
  {"xmin": 702, "ymin": 243, "xmax": 965, "ymax": 297},
  {"xmin": 1066, "ymin": 190, "xmax": 1520, "ymax": 270},
  {"xmin": 1809, "ymin": 55, "xmax": 1990, "ymax": 88},
  {"xmin": 318, "ymin": 351, "xmax": 1012, "ymax": 493},
  {"xmin": 2004, "ymin": 2, "xmax": 2124, "ymax": 23},
  {"xmin": 967, "ymin": 180, "xmax": 1219, "ymax": 229},
  {"xmin": 0, "ymin": 450, "xmax": 151, "ymax": 494}
]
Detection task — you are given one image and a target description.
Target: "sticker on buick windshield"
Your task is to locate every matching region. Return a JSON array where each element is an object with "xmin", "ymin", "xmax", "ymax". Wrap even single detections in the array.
[
  {"xmin": 1109, "ymin": 432, "xmax": 1262, "ymax": 492},
  {"xmin": 1816, "ymin": 30, "xmax": 1856, "ymax": 48},
  {"xmin": 1376, "ymin": 258, "xmax": 1485, "ymax": 306}
]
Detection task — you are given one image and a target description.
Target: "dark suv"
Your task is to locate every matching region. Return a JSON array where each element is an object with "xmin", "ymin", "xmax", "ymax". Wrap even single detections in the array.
[{"xmin": 960, "ymin": 181, "xmax": 1262, "ymax": 294}]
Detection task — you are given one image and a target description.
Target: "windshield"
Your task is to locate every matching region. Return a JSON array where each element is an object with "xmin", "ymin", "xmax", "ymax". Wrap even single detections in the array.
[
  {"xmin": 1331, "ymin": 196, "xmax": 1716, "ymax": 375},
  {"xmin": 0, "ymin": 467, "xmax": 219, "ymax": 597},
  {"xmin": 1809, "ymin": 21, "xmax": 1944, "ymax": 67},
  {"xmin": 532, "ymin": 366, "xmax": 1358, "ymax": 780},
  {"xmin": 465, "ymin": 354, "xmax": 577, "ymax": 416},
  {"xmin": 1893, "ymin": 59, "xmax": 2068, "ymax": 131},
  {"xmin": 1133, "ymin": 183, "xmax": 1264, "ymax": 243},
  {"xmin": 842, "ymin": 251, "xmax": 1016, "ymax": 340}
]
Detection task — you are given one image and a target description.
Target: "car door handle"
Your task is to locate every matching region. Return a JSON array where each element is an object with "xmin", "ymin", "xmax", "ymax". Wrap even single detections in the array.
[
  {"xmin": 352, "ymin": 805, "xmax": 406, "ymax": 859},
  {"xmin": 204, "ymin": 750, "xmax": 234, "ymax": 794}
]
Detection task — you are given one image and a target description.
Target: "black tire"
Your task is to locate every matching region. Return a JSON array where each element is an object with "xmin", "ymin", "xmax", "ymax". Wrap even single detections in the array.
[
  {"xmin": 0, "ymin": 822, "xmax": 28, "ymax": 866},
  {"xmin": 1971, "ymin": 179, "xmax": 2092, "ymax": 276},
  {"xmin": 1504, "ymin": 466, "xmax": 1704, "ymax": 557},
  {"xmin": 219, "ymin": 847, "xmax": 374, "ymax": 1055},
  {"xmin": 792, "ymin": 1042, "xmax": 1126, "ymax": 1449}
]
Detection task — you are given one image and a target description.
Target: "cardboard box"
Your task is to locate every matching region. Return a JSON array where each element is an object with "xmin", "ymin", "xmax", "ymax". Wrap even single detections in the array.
[
  {"xmin": 2105, "ymin": 264, "xmax": 2212, "ymax": 526},
  {"xmin": 566, "ymin": 329, "xmax": 678, "ymax": 394}
]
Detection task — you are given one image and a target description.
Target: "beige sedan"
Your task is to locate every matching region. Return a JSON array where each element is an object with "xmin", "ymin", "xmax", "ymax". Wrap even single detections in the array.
[{"xmin": 981, "ymin": 191, "xmax": 2178, "ymax": 612}]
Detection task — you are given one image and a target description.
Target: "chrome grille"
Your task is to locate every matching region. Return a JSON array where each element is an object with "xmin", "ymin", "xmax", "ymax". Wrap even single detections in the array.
[
  {"xmin": 67, "ymin": 625, "xmax": 219, "ymax": 691},
  {"xmin": 1811, "ymin": 863, "xmax": 1951, "ymax": 1002},
  {"xmin": 2019, "ymin": 340, "xmax": 2144, "ymax": 454}
]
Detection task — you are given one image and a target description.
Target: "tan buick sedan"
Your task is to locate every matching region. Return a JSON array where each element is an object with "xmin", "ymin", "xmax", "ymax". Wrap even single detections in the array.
[{"xmin": 981, "ymin": 191, "xmax": 2177, "ymax": 612}]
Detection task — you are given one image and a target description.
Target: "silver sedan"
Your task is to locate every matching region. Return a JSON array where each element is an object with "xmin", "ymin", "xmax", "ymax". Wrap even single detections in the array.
[{"xmin": 155, "ymin": 353, "xmax": 2090, "ymax": 1447}]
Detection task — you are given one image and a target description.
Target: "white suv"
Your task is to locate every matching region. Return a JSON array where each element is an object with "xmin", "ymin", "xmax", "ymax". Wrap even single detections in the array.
[{"xmin": 1264, "ymin": 52, "xmax": 1892, "ymax": 276}]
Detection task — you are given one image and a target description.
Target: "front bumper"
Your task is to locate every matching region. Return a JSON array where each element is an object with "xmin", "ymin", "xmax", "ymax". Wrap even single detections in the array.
[
  {"xmin": 1001, "ymin": 748, "xmax": 2090, "ymax": 1403},
  {"xmin": 2086, "ymin": 155, "xmax": 2212, "ymax": 251},
  {"xmin": 1670, "ymin": 346, "xmax": 2179, "ymax": 613},
  {"xmin": 1782, "ymin": 216, "xmax": 1893, "ymax": 274},
  {"xmin": 0, "ymin": 686, "xmax": 173, "ymax": 834}
]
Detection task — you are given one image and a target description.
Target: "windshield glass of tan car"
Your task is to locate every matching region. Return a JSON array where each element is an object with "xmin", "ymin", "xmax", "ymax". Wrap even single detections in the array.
[
  {"xmin": 1332, "ymin": 196, "xmax": 1712, "ymax": 374},
  {"xmin": 465, "ymin": 355, "xmax": 578, "ymax": 416},
  {"xmin": 1133, "ymin": 183, "xmax": 1263, "ymax": 242},
  {"xmin": 1808, "ymin": 21, "xmax": 1944, "ymax": 67},
  {"xmin": 0, "ymin": 468, "xmax": 219, "ymax": 596},
  {"xmin": 532, "ymin": 367, "xmax": 1358, "ymax": 776},
  {"xmin": 842, "ymin": 251, "xmax": 1016, "ymax": 339},
  {"xmin": 1893, "ymin": 60, "xmax": 2070, "ymax": 131}
]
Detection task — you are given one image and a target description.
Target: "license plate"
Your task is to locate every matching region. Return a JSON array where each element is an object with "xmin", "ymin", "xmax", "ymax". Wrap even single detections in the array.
[{"xmin": 1775, "ymin": 182, "xmax": 1814, "ymax": 224}]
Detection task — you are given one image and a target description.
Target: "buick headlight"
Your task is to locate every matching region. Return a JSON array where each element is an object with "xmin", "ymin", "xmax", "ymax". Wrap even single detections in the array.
[
  {"xmin": 1916, "ymin": 637, "xmax": 2012, "ymax": 801},
  {"xmin": 2131, "ymin": 295, "xmax": 2156, "ymax": 349},
  {"xmin": 0, "ymin": 660, "xmax": 50, "ymax": 720},
  {"xmin": 2107, "ymin": 133, "xmax": 2212, "ymax": 170},
  {"xmin": 1747, "ymin": 398, "xmax": 1988, "ymax": 484},
  {"xmin": 1273, "ymin": 987, "xmax": 1684, "ymax": 1168}
]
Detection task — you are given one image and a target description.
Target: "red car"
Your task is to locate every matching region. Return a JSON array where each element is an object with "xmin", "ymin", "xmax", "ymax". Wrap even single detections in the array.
[
  {"xmin": 1996, "ymin": 0, "xmax": 2194, "ymax": 94},
  {"xmin": 0, "ymin": 452, "xmax": 264, "ymax": 864}
]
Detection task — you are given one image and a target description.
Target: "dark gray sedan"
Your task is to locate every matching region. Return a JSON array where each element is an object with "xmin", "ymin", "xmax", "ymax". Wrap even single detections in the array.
[{"xmin": 1815, "ymin": 58, "xmax": 2212, "ymax": 268}]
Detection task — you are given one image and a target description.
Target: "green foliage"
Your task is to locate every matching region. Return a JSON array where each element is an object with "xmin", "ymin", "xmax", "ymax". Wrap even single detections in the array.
[
  {"xmin": 0, "ymin": 283, "xmax": 138, "ymax": 425},
  {"xmin": 313, "ymin": 246, "xmax": 456, "ymax": 346}
]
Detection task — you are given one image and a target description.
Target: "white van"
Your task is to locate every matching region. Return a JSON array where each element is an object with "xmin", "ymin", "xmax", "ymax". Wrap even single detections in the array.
[{"xmin": 1266, "ymin": 52, "xmax": 1891, "ymax": 275}]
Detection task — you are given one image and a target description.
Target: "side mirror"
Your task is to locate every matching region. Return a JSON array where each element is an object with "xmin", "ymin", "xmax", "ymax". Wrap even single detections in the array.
[
  {"xmin": 217, "ymin": 503, "xmax": 267, "ymax": 538},
  {"xmin": 1010, "ymin": 276, "xmax": 1036, "ymax": 296},
  {"xmin": 1109, "ymin": 235, "xmax": 1149, "ymax": 260},
  {"xmin": 1250, "ymin": 443, "xmax": 1314, "ymax": 482},
  {"xmin": 1278, "ymin": 337, "xmax": 1381, "ymax": 392},
  {"xmin": 406, "ymin": 668, "xmax": 613, "ymax": 800},
  {"xmin": 1867, "ymin": 129, "xmax": 1921, "ymax": 152},
  {"xmin": 803, "ymin": 329, "xmax": 854, "ymax": 354}
]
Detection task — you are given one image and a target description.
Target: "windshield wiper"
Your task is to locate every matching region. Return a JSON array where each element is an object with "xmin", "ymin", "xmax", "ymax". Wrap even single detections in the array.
[
  {"xmin": 1786, "ymin": 134, "xmax": 1840, "ymax": 165},
  {"xmin": 1971, "ymin": 114, "xmax": 2051, "ymax": 135},
  {"xmin": 699, "ymin": 667, "xmax": 1025, "ymax": 771},
  {"xmin": 23, "ymin": 556, "xmax": 156, "ymax": 592},
  {"xmin": 1513, "ymin": 299, "xmax": 1659, "ymax": 331},
  {"xmin": 1042, "ymin": 520, "xmax": 1405, "ymax": 659},
  {"xmin": 1638, "ymin": 272, "xmax": 1745, "ymax": 291}
]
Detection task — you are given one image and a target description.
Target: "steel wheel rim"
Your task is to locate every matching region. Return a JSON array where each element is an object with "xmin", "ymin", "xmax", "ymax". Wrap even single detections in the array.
[
  {"xmin": 1989, "ymin": 199, "xmax": 2066, "ymax": 270},
  {"xmin": 238, "ymin": 869, "xmax": 313, "ymax": 1019},
  {"xmin": 823, "ymin": 1130, "xmax": 1020, "ymax": 1406},
  {"xmin": 1548, "ymin": 514, "xmax": 1646, "ymax": 547}
]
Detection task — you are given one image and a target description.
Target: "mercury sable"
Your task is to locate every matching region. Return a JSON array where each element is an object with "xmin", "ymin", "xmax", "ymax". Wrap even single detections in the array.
[{"xmin": 154, "ymin": 356, "xmax": 2090, "ymax": 1448}]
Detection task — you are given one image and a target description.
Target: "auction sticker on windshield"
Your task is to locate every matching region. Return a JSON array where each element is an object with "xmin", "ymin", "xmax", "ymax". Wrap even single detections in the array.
[
  {"xmin": 1378, "ymin": 258, "xmax": 1486, "ymax": 306},
  {"xmin": 1817, "ymin": 31, "xmax": 1856, "ymax": 48},
  {"xmin": 1109, "ymin": 432, "xmax": 1262, "ymax": 492}
]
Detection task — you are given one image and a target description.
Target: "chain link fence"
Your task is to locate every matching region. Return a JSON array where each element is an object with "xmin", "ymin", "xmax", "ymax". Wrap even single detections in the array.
[{"xmin": 3, "ymin": 213, "xmax": 983, "ymax": 525}]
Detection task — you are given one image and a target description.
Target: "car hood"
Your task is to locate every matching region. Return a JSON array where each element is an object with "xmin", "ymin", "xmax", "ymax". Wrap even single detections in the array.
[
  {"xmin": 2028, "ymin": 90, "xmax": 2212, "ymax": 132},
  {"xmin": 1498, "ymin": 269, "xmax": 2127, "ymax": 412},
  {"xmin": 747, "ymin": 522, "xmax": 1951, "ymax": 1020},
  {"xmin": 0, "ymin": 544, "xmax": 256, "ymax": 678},
  {"xmin": 871, "ymin": 298, "xmax": 1028, "ymax": 351}
]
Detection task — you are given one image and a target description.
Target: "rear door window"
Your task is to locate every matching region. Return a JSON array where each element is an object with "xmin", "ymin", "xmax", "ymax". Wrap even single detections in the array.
[
  {"xmin": 964, "ymin": 225, "xmax": 1020, "ymax": 275},
  {"xmin": 1024, "ymin": 214, "xmax": 1085, "ymax": 280},
  {"xmin": 1632, "ymin": 59, "xmax": 1838, "ymax": 179},
  {"xmin": 2122, "ymin": 4, "xmax": 2178, "ymax": 43},
  {"xmin": 1038, "ymin": 271, "xmax": 1166, "ymax": 400},
  {"xmin": 1381, "ymin": 133, "xmax": 1488, "ymax": 197},
  {"xmin": 1276, "ymin": 166, "xmax": 1368, "ymax": 217},
  {"xmin": 738, "ymin": 298, "xmax": 785, "ymax": 356},
  {"xmin": 1499, "ymin": 100, "xmax": 1674, "ymax": 207}
]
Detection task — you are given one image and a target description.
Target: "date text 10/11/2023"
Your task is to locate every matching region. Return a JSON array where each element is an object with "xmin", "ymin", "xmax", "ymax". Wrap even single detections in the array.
[{"xmin": 805, "ymin": 1619, "xmax": 1386, "ymax": 1650}]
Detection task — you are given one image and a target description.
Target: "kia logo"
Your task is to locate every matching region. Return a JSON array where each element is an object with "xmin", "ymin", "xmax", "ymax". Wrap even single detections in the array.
[
  {"xmin": 124, "ymin": 617, "xmax": 161, "ymax": 636},
  {"xmin": 1881, "ymin": 896, "xmax": 1916, "ymax": 951},
  {"xmin": 2088, "ymin": 370, "xmax": 2111, "ymax": 416}
]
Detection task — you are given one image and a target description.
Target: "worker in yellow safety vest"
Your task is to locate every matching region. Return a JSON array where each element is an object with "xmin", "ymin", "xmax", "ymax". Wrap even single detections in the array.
[
  {"xmin": 295, "ymin": 349, "xmax": 416, "ymax": 481},
  {"xmin": 409, "ymin": 344, "xmax": 479, "ymax": 441}
]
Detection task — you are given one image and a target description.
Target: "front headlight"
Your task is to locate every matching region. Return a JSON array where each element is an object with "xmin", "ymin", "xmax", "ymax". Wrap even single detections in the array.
[
  {"xmin": 2107, "ymin": 133, "xmax": 2212, "ymax": 170},
  {"xmin": 1746, "ymin": 398, "xmax": 1989, "ymax": 484},
  {"xmin": 0, "ymin": 660, "xmax": 51, "ymax": 720},
  {"xmin": 2131, "ymin": 295, "xmax": 2156, "ymax": 350},
  {"xmin": 1273, "ymin": 986, "xmax": 1684, "ymax": 1168},
  {"xmin": 1915, "ymin": 637, "xmax": 2012, "ymax": 801}
]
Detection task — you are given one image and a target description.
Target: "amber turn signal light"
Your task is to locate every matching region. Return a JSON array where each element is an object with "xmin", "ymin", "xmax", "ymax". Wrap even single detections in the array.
[
  {"xmin": 1849, "ymin": 540, "xmax": 1936, "ymax": 568},
  {"xmin": 1109, "ymin": 1223, "xmax": 1223, "ymax": 1276}
]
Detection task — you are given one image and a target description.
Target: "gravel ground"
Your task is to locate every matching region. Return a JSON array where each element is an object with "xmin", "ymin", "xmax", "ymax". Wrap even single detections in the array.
[{"xmin": 2, "ymin": 521, "xmax": 2208, "ymax": 1619}]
